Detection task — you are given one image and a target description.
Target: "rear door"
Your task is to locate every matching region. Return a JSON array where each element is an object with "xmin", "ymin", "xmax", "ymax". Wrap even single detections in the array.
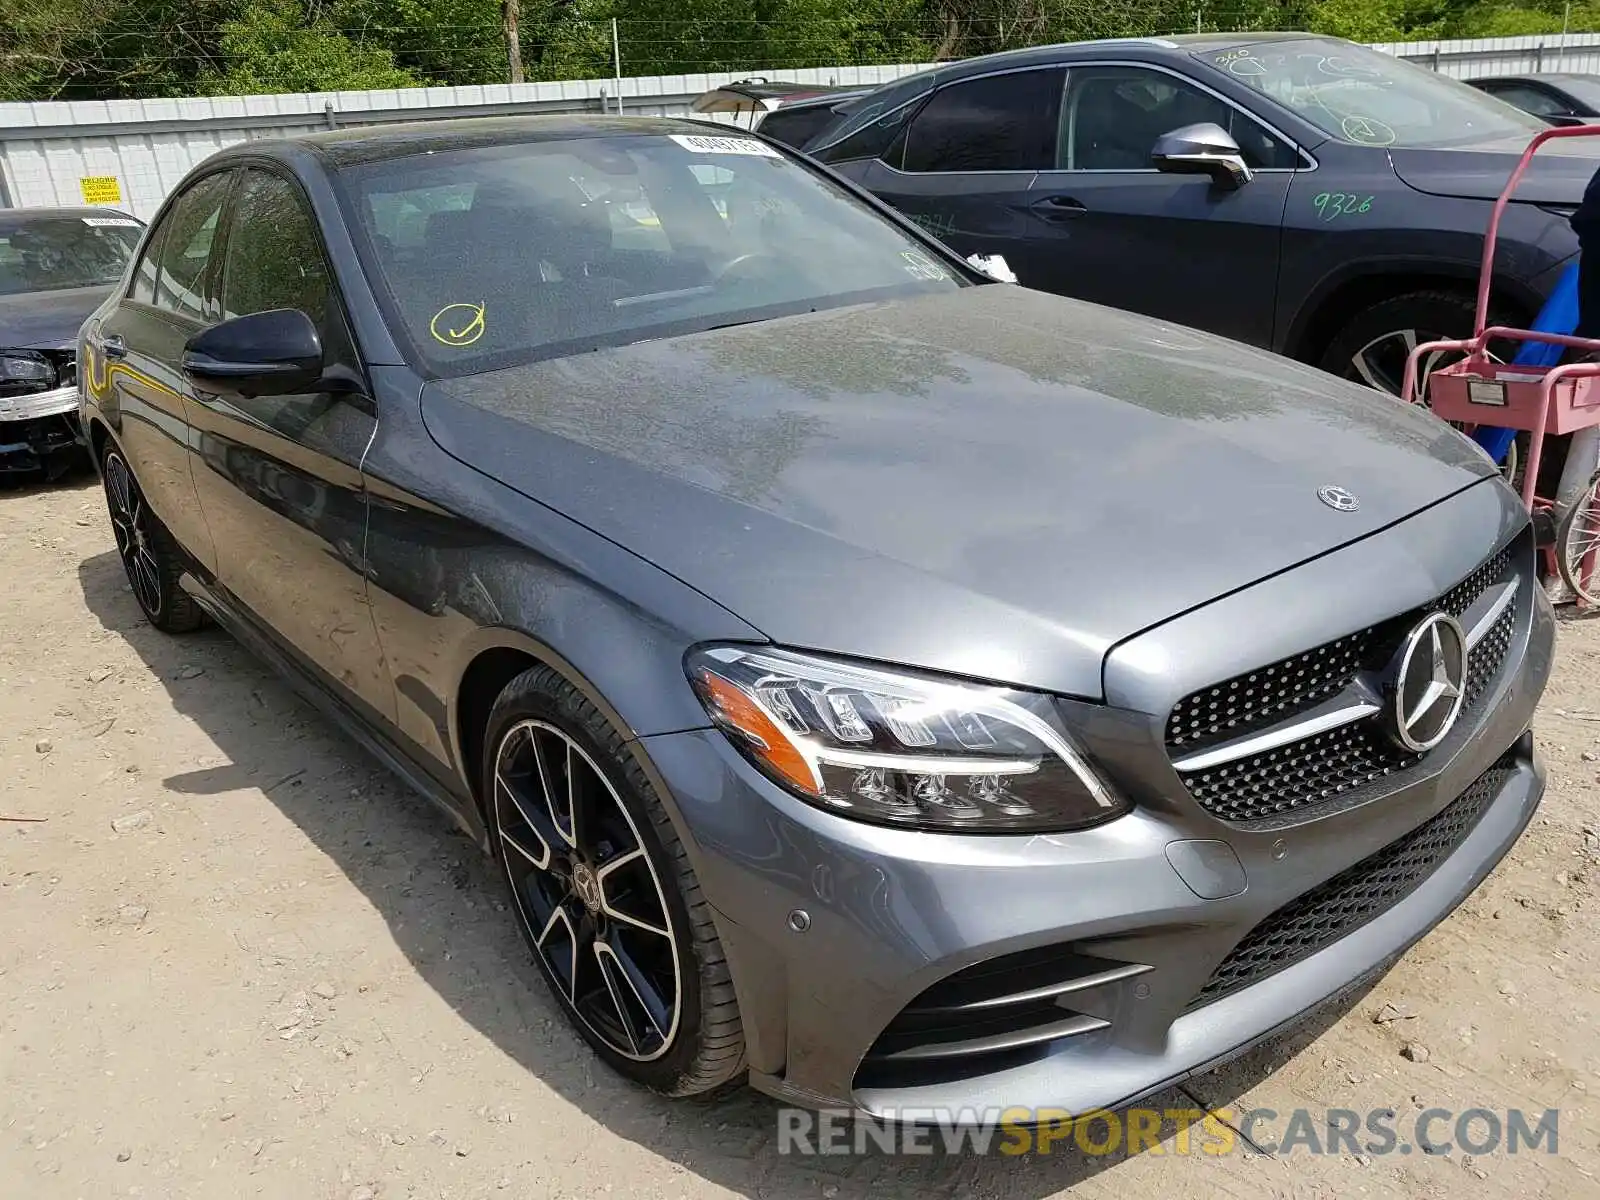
[
  {"xmin": 1025, "ymin": 62, "xmax": 1299, "ymax": 346},
  {"xmin": 183, "ymin": 166, "xmax": 394, "ymax": 723},
  {"xmin": 856, "ymin": 67, "xmax": 1065, "ymax": 271},
  {"xmin": 89, "ymin": 170, "xmax": 234, "ymax": 573}
]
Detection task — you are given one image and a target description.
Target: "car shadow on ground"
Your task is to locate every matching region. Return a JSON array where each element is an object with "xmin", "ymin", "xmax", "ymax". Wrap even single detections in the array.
[{"xmin": 77, "ymin": 546, "xmax": 1366, "ymax": 1197}]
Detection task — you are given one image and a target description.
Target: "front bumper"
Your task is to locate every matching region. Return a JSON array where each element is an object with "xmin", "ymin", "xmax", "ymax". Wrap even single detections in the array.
[
  {"xmin": 639, "ymin": 486, "xmax": 1554, "ymax": 1116},
  {"xmin": 0, "ymin": 383, "xmax": 79, "ymax": 423}
]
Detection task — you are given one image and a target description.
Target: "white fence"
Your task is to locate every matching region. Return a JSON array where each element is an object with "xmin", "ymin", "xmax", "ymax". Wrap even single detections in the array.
[{"xmin": 3, "ymin": 32, "xmax": 1600, "ymax": 218}]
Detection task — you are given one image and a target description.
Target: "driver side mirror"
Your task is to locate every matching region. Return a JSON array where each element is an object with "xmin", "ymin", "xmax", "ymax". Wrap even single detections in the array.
[
  {"xmin": 182, "ymin": 308, "xmax": 323, "ymax": 401},
  {"xmin": 1151, "ymin": 123, "xmax": 1253, "ymax": 191}
]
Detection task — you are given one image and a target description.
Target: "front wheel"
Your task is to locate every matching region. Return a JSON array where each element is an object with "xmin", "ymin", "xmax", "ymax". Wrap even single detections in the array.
[
  {"xmin": 1320, "ymin": 289, "xmax": 1522, "ymax": 483},
  {"xmin": 483, "ymin": 665, "xmax": 745, "ymax": 1095},
  {"xmin": 1557, "ymin": 470, "xmax": 1600, "ymax": 607}
]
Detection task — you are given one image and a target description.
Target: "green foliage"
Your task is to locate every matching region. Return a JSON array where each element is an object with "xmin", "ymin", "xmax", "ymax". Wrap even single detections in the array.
[
  {"xmin": 198, "ymin": 0, "xmax": 423, "ymax": 94},
  {"xmin": 2, "ymin": 0, "xmax": 1600, "ymax": 101}
]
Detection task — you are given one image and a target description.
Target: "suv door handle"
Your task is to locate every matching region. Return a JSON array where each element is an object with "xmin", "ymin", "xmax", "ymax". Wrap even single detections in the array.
[
  {"xmin": 1031, "ymin": 195, "xmax": 1088, "ymax": 221},
  {"xmin": 99, "ymin": 334, "xmax": 127, "ymax": 360}
]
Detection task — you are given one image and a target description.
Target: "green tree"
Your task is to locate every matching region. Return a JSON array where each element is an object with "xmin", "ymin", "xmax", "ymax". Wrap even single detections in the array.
[{"xmin": 198, "ymin": 0, "xmax": 423, "ymax": 93}]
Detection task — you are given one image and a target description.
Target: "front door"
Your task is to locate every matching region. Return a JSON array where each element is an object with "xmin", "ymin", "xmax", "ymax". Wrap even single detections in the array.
[
  {"xmin": 89, "ymin": 170, "xmax": 234, "ymax": 572},
  {"xmin": 1026, "ymin": 64, "xmax": 1300, "ymax": 347},
  {"xmin": 183, "ymin": 166, "xmax": 394, "ymax": 723}
]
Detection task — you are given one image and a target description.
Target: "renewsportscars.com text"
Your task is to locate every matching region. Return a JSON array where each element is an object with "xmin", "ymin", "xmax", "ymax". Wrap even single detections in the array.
[{"xmin": 777, "ymin": 1105, "xmax": 1560, "ymax": 1157}]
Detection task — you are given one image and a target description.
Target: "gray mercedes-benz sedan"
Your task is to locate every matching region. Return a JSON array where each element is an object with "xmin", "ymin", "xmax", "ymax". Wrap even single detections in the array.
[{"xmin": 80, "ymin": 115, "xmax": 1552, "ymax": 1118}]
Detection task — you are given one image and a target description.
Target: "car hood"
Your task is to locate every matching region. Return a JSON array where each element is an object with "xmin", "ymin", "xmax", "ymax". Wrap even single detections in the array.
[
  {"xmin": 0, "ymin": 284, "xmax": 114, "ymax": 350},
  {"xmin": 421, "ymin": 286, "xmax": 1495, "ymax": 699},
  {"xmin": 1389, "ymin": 134, "xmax": 1600, "ymax": 205}
]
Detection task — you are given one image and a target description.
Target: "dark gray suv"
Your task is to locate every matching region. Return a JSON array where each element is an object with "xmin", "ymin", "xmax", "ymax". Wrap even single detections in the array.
[{"xmin": 807, "ymin": 33, "xmax": 1592, "ymax": 395}]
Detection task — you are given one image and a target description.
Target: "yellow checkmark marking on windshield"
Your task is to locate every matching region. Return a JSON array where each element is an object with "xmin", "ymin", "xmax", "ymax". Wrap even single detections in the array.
[{"xmin": 430, "ymin": 302, "xmax": 486, "ymax": 348}]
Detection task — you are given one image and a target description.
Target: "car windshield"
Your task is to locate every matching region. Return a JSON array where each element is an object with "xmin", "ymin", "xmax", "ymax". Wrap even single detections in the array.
[
  {"xmin": 1197, "ymin": 39, "xmax": 1546, "ymax": 149},
  {"xmin": 0, "ymin": 213, "xmax": 141, "ymax": 297},
  {"xmin": 337, "ymin": 131, "xmax": 965, "ymax": 375}
]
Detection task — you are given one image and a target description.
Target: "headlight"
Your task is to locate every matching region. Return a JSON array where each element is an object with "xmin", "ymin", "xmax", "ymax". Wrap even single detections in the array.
[
  {"xmin": 687, "ymin": 644, "xmax": 1128, "ymax": 832},
  {"xmin": 0, "ymin": 351, "xmax": 55, "ymax": 387}
]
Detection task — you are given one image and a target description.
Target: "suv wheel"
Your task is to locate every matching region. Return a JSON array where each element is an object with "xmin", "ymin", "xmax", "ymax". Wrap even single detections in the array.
[
  {"xmin": 483, "ymin": 665, "xmax": 745, "ymax": 1096},
  {"xmin": 1321, "ymin": 289, "xmax": 1522, "ymax": 482}
]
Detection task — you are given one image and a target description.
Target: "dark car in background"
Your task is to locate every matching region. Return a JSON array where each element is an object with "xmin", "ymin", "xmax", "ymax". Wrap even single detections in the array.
[
  {"xmin": 0, "ymin": 206, "xmax": 143, "ymax": 479},
  {"xmin": 805, "ymin": 33, "xmax": 1594, "ymax": 395},
  {"xmin": 1468, "ymin": 73, "xmax": 1600, "ymax": 125},
  {"xmin": 81, "ymin": 115, "xmax": 1551, "ymax": 1117},
  {"xmin": 690, "ymin": 78, "xmax": 867, "ymax": 148}
]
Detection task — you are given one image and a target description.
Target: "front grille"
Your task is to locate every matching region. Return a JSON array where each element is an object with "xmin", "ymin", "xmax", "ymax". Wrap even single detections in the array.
[
  {"xmin": 1184, "ymin": 722, "xmax": 1421, "ymax": 823},
  {"xmin": 1169, "ymin": 541, "xmax": 1519, "ymax": 823},
  {"xmin": 1187, "ymin": 757, "xmax": 1515, "ymax": 1011},
  {"xmin": 1165, "ymin": 630, "xmax": 1372, "ymax": 753}
]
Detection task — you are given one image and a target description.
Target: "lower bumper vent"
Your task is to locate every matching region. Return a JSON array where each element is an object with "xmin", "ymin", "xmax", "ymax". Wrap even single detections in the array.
[
  {"xmin": 1187, "ymin": 756, "xmax": 1516, "ymax": 1011},
  {"xmin": 855, "ymin": 946, "xmax": 1148, "ymax": 1089}
]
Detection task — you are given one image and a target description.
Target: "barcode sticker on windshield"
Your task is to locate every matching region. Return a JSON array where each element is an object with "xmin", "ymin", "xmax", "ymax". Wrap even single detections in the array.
[
  {"xmin": 82, "ymin": 217, "xmax": 140, "ymax": 227},
  {"xmin": 668, "ymin": 134, "xmax": 781, "ymax": 158}
]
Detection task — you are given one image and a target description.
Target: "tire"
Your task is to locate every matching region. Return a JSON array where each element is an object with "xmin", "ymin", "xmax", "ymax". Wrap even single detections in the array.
[
  {"xmin": 483, "ymin": 665, "xmax": 745, "ymax": 1096},
  {"xmin": 1557, "ymin": 469, "xmax": 1600, "ymax": 607},
  {"xmin": 1319, "ymin": 289, "xmax": 1524, "ymax": 483},
  {"xmin": 100, "ymin": 446, "xmax": 206, "ymax": 633}
]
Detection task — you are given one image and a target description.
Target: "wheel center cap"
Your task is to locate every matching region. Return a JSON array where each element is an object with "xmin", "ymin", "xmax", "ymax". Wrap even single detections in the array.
[{"xmin": 571, "ymin": 861, "xmax": 601, "ymax": 913}]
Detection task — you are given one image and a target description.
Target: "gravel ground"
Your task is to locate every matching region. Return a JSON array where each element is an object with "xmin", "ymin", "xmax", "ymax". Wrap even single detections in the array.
[{"xmin": 3, "ymin": 474, "xmax": 1600, "ymax": 1200}]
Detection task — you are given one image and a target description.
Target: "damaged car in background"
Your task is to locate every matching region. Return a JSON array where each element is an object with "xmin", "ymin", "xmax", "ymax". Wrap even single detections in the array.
[{"xmin": 0, "ymin": 207, "xmax": 142, "ymax": 481}]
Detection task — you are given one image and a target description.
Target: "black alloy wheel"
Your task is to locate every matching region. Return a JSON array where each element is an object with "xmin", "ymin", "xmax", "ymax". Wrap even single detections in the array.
[
  {"xmin": 484, "ymin": 666, "xmax": 745, "ymax": 1095},
  {"xmin": 101, "ymin": 448, "xmax": 204, "ymax": 633}
]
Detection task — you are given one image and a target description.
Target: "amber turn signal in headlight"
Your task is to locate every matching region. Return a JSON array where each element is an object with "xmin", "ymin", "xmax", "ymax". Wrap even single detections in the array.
[{"xmin": 687, "ymin": 645, "xmax": 1128, "ymax": 832}]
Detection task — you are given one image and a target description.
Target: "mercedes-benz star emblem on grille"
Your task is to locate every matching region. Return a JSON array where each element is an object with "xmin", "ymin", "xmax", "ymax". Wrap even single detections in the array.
[
  {"xmin": 1388, "ymin": 612, "xmax": 1468, "ymax": 753},
  {"xmin": 1317, "ymin": 485, "xmax": 1360, "ymax": 512}
]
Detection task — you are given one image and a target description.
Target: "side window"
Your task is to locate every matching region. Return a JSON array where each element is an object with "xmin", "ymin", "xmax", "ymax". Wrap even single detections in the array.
[
  {"xmin": 153, "ymin": 172, "xmax": 232, "ymax": 320},
  {"xmin": 220, "ymin": 170, "xmax": 354, "ymax": 441},
  {"xmin": 127, "ymin": 229, "xmax": 164, "ymax": 304},
  {"xmin": 1060, "ymin": 66, "xmax": 1299, "ymax": 171},
  {"xmin": 1486, "ymin": 84, "xmax": 1565, "ymax": 118},
  {"xmin": 902, "ymin": 70, "xmax": 1065, "ymax": 173},
  {"xmin": 222, "ymin": 169, "xmax": 331, "ymax": 325},
  {"xmin": 757, "ymin": 103, "xmax": 845, "ymax": 150}
]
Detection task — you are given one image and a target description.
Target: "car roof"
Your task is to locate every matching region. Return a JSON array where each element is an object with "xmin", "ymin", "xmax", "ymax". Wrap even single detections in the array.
[
  {"xmin": 838, "ymin": 30, "xmax": 1337, "ymax": 91},
  {"xmin": 213, "ymin": 114, "xmax": 747, "ymax": 169},
  {"xmin": 0, "ymin": 205, "xmax": 141, "ymax": 222}
]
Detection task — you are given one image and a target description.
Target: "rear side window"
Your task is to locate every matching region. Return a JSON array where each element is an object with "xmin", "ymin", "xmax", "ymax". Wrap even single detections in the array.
[
  {"xmin": 758, "ymin": 104, "xmax": 845, "ymax": 149},
  {"xmin": 222, "ymin": 169, "xmax": 331, "ymax": 326},
  {"xmin": 153, "ymin": 172, "xmax": 232, "ymax": 321},
  {"xmin": 1481, "ymin": 83, "xmax": 1565, "ymax": 118},
  {"xmin": 128, "ymin": 237, "xmax": 162, "ymax": 304},
  {"xmin": 902, "ymin": 69, "xmax": 1066, "ymax": 173}
]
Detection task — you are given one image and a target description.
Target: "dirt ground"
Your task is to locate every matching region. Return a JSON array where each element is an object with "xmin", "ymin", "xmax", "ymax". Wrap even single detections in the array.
[{"xmin": 3, "ymin": 474, "xmax": 1600, "ymax": 1200}]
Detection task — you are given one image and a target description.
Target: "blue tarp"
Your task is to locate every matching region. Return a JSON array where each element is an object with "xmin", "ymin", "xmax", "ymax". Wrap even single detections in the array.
[{"xmin": 1472, "ymin": 261, "xmax": 1581, "ymax": 464}]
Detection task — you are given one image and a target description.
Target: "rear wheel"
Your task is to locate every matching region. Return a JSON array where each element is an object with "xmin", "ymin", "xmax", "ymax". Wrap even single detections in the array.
[
  {"xmin": 101, "ymin": 447, "xmax": 205, "ymax": 633},
  {"xmin": 1320, "ymin": 289, "xmax": 1522, "ymax": 482},
  {"xmin": 484, "ymin": 665, "xmax": 745, "ymax": 1096},
  {"xmin": 1557, "ymin": 470, "xmax": 1600, "ymax": 607}
]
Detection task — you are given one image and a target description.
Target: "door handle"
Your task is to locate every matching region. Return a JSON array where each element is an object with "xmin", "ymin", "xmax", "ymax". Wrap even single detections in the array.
[
  {"xmin": 1030, "ymin": 195, "xmax": 1088, "ymax": 221},
  {"xmin": 99, "ymin": 334, "xmax": 127, "ymax": 360}
]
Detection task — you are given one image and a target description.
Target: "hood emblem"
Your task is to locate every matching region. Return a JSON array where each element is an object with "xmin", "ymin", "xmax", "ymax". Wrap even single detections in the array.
[
  {"xmin": 1388, "ymin": 612, "xmax": 1468, "ymax": 753},
  {"xmin": 1317, "ymin": 485, "xmax": 1360, "ymax": 512}
]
